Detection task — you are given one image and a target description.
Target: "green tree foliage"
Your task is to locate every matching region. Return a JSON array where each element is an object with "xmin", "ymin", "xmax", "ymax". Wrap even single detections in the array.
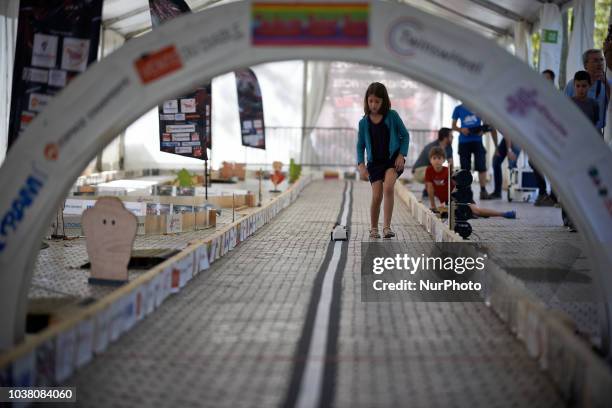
[{"xmin": 594, "ymin": 0, "xmax": 612, "ymax": 49}]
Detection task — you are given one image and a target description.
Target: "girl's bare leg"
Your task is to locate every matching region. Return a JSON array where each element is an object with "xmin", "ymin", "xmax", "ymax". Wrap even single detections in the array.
[
  {"xmin": 469, "ymin": 204, "xmax": 504, "ymax": 217},
  {"xmin": 371, "ymin": 181, "xmax": 383, "ymax": 230},
  {"xmin": 383, "ymin": 168, "xmax": 398, "ymax": 228}
]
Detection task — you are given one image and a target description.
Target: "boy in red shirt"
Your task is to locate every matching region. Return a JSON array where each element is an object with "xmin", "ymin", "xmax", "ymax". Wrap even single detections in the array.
[
  {"xmin": 425, "ymin": 147, "xmax": 516, "ymax": 218},
  {"xmin": 425, "ymin": 147, "xmax": 454, "ymax": 209}
]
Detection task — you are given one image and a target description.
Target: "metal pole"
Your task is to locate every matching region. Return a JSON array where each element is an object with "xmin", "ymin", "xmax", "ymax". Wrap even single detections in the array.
[
  {"xmin": 205, "ymin": 159, "xmax": 208, "ymax": 200},
  {"xmin": 559, "ymin": 10, "xmax": 569, "ymax": 89},
  {"xmin": 300, "ymin": 60, "xmax": 308, "ymax": 165},
  {"xmin": 447, "ymin": 163, "xmax": 451, "ymax": 224},
  {"xmin": 258, "ymin": 167, "xmax": 262, "ymax": 206},
  {"xmin": 95, "ymin": 25, "xmax": 106, "ymax": 173}
]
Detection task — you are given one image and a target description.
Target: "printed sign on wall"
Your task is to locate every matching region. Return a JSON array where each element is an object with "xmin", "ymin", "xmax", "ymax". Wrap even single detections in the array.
[{"xmin": 7, "ymin": 0, "xmax": 103, "ymax": 148}]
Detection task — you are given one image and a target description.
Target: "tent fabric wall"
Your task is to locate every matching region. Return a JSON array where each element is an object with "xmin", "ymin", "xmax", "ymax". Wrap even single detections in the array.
[
  {"xmin": 301, "ymin": 60, "xmax": 330, "ymax": 165},
  {"xmin": 123, "ymin": 61, "xmax": 305, "ymax": 171},
  {"xmin": 0, "ymin": 0, "xmax": 19, "ymax": 167},
  {"xmin": 99, "ymin": 29, "xmax": 127, "ymax": 171},
  {"xmin": 539, "ymin": 3, "xmax": 563, "ymax": 77},
  {"xmin": 304, "ymin": 61, "xmax": 330, "ymax": 128},
  {"xmin": 1, "ymin": 1, "xmax": 607, "ymax": 167},
  {"xmin": 513, "ymin": 20, "xmax": 533, "ymax": 65},
  {"xmin": 566, "ymin": 0, "xmax": 595, "ymax": 79}
]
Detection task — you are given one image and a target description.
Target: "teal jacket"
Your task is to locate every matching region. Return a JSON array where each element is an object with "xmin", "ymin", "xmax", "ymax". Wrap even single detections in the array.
[{"xmin": 356, "ymin": 109, "xmax": 410, "ymax": 164}]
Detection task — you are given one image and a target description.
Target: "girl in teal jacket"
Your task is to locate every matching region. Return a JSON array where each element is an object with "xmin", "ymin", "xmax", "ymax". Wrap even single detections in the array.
[{"xmin": 356, "ymin": 82, "xmax": 410, "ymax": 239}]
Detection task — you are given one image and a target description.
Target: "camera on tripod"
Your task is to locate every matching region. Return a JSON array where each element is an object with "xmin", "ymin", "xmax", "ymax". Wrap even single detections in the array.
[
  {"xmin": 467, "ymin": 123, "xmax": 492, "ymax": 135},
  {"xmin": 451, "ymin": 169, "xmax": 473, "ymax": 239}
]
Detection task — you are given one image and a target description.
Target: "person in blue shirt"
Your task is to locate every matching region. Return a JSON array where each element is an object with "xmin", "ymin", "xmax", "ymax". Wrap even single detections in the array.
[
  {"xmin": 491, "ymin": 135, "xmax": 520, "ymax": 199},
  {"xmin": 451, "ymin": 104, "xmax": 498, "ymax": 200},
  {"xmin": 565, "ymin": 49, "xmax": 611, "ymax": 134},
  {"xmin": 356, "ymin": 82, "xmax": 410, "ymax": 239}
]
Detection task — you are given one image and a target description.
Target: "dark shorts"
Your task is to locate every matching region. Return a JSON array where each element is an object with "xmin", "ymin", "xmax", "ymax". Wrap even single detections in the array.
[
  {"xmin": 367, "ymin": 150, "xmax": 404, "ymax": 183},
  {"xmin": 458, "ymin": 141, "xmax": 487, "ymax": 172}
]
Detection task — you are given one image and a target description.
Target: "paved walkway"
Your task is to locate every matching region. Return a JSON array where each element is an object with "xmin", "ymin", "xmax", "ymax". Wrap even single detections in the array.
[
  {"xmin": 408, "ymin": 179, "xmax": 599, "ymax": 345},
  {"xmin": 56, "ymin": 180, "xmax": 563, "ymax": 407},
  {"xmin": 469, "ymin": 192, "xmax": 599, "ymax": 345}
]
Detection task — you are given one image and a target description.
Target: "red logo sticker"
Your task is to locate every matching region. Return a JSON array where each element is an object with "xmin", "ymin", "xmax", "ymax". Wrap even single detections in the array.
[
  {"xmin": 134, "ymin": 46, "xmax": 183, "ymax": 84},
  {"xmin": 171, "ymin": 268, "xmax": 180, "ymax": 288},
  {"xmin": 44, "ymin": 143, "xmax": 59, "ymax": 160}
]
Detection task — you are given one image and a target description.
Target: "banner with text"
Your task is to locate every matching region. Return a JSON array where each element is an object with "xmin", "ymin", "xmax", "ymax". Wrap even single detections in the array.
[
  {"xmin": 7, "ymin": 0, "xmax": 103, "ymax": 149},
  {"xmin": 150, "ymin": 0, "xmax": 212, "ymax": 158},
  {"xmin": 236, "ymin": 68, "xmax": 266, "ymax": 149}
]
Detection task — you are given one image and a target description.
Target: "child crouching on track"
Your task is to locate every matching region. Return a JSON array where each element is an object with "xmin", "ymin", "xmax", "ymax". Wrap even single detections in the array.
[{"xmin": 425, "ymin": 147, "xmax": 516, "ymax": 219}]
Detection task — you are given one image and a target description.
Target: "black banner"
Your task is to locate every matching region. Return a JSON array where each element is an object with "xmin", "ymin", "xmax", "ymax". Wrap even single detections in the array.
[
  {"xmin": 150, "ymin": 0, "xmax": 212, "ymax": 158},
  {"xmin": 7, "ymin": 0, "xmax": 103, "ymax": 149},
  {"xmin": 158, "ymin": 86, "xmax": 211, "ymax": 159},
  {"xmin": 236, "ymin": 68, "xmax": 266, "ymax": 149},
  {"xmin": 149, "ymin": 0, "xmax": 190, "ymax": 27}
]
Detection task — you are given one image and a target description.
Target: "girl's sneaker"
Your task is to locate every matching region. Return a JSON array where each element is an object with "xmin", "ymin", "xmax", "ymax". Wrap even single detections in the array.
[
  {"xmin": 383, "ymin": 226, "xmax": 396, "ymax": 238},
  {"xmin": 369, "ymin": 228, "xmax": 381, "ymax": 239},
  {"xmin": 503, "ymin": 210, "xmax": 516, "ymax": 219}
]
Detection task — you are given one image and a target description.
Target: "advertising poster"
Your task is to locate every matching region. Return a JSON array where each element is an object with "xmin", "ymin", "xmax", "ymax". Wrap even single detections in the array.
[
  {"xmin": 7, "ymin": 0, "xmax": 103, "ymax": 148},
  {"xmin": 236, "ymin": 68, "xmax": 266, "ymax": 149},
  {"xmin": 150, "ymin": 0, "xmax": 212, "ymax": 158},
  {"xmin": 158, "ymin": 86, "xmax": 211, "ymax": 158}
]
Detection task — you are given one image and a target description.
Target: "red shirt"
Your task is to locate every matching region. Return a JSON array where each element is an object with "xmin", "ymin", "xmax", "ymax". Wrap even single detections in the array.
[{"xmin": 425, "ymin": 165, "xmax": 454, "ymax": 204}]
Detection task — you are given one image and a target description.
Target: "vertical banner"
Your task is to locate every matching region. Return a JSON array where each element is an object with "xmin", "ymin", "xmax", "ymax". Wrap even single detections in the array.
[
  {"xmin": 149, "ymin": 0, "xmax": 190, "ymax": 26},
  {"xmin": 565, "ymin": 0, "xmax": 595, "ymax": 79},
  {"xmin": 159, "ymin": 86, "xmax": 211, "ymax": 158},
  {"xmin": 7, "ymin": 0, "xmax": 103, "ymax": 148},
  {"xmin": 150, "ymin": 0, "xmax": 212, "ymax": 157},
  {"xmin": 236, "ymin": 68, "xmax": 266, "ymax": 149},
  {"xmin": 538, "ymin": 3, "xmax": 562, "ymax": 77}
]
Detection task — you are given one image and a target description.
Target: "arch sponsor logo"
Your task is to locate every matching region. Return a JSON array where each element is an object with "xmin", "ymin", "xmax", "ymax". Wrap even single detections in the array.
[
  {"xmin": 0, "ymin": 165, "xmax": 48, "ymax": 253},
  {"xmin": 134, "ymin": 45, "xmax": 183, "ymax": 84},
  {"xmin": 506, "ymin": 88, "xmax": 567, "ymax": 138},
  {"xmin": 387, "ymin": 18, "xmax": 483, "ymax": 74},
  {"xmin": 44, "ymin": 143, "xmax": 59, "ymax": 161}
]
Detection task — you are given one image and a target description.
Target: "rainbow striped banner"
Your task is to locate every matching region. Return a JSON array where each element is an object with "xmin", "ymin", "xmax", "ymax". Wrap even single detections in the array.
[{"xmin": 252, "ymin": 2, "xmax": 369, "ymax": 46}]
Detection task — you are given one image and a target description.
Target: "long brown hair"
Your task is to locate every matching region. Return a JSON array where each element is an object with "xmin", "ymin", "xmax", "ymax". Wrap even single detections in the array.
[{"xmin": 363, "ymin": 82, "xmax": 391, "ymax": 116}]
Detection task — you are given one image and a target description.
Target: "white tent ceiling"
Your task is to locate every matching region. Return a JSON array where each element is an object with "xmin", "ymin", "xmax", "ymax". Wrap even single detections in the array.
[{"xmin": 102, "ymin": 0, "xmax": 574, "ymax": 40}]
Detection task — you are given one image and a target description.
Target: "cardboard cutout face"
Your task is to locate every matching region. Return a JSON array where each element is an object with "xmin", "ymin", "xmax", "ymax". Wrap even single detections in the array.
[{"xmin": 82, "ymin": 197, "xmax": 138, "ymax": 282}]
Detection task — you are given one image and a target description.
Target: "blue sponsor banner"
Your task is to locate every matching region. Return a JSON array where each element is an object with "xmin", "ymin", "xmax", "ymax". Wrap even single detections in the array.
[{"xmin": 0, "ymin": 165, "xmax": 47, "ymax": 253}]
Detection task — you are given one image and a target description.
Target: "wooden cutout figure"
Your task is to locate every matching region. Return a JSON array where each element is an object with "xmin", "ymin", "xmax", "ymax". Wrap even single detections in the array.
[
  {"xmin": 82, "ymin": 197, "xmax": 137, "ymax": 285},
  {"xmin": 270, "ymin": 161, "xmax": 285, "ymax": 192}
]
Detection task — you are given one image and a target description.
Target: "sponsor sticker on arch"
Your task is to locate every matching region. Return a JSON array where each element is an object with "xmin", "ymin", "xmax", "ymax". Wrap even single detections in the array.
[
  {"xmin": 134, "ymin": 45, "xmax": 183, "ymax": 84},
  {"xmin": 386, "ymin": 17, "xmax": 483, "ymax": 75}
]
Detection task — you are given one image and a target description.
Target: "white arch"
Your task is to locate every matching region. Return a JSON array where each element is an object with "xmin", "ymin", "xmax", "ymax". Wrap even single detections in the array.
[{"xmin": 0, "ymin": 0, "xmax": 610, "ymax": 352}]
